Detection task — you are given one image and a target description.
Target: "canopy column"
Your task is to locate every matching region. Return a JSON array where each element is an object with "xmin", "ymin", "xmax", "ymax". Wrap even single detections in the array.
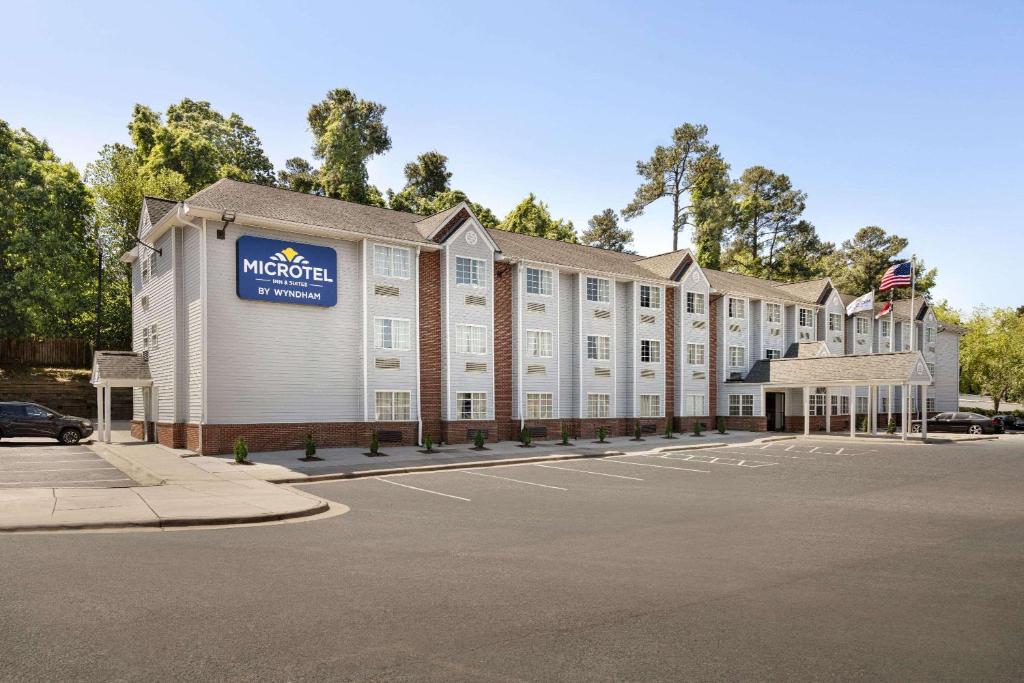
[
  {"xmin": 850, "ymin": 385, "xmax": 857, "ymax": 438},
  {"xmin": 803, "ymin": 386, "xmax": 810, "ymax": 436},
  {"xmin": 103, "ymin": 386, "xmax": 112, "ymax": 443},
  {"xmin": 921, "ymin": 383, "xmax": 928, "ymax": 439},
  {"xmin": 95, "ymin": 385, "xmax": 105, "ymax": 443},
  {"xmin": 901, "ymin": 384, "xmax": 909, "ymax": 442},
  {"xmin": 825, "ymin": 388, "xmax": 831, "ymax": 433}
]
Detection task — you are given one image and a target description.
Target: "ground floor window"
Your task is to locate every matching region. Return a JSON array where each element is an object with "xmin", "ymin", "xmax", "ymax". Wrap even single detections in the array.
[
  {"xmin": 639, "ymin": 394, "xmax": 661, "ymax": 417},
  {"xmin": 587, "ymin": 393, "xmax": 610, "ymax": 418},
  {"xmin": 830, "ymin": 394, "xmax": 849, "ymax": 415},
  {"xmin": 526, "ymin": 392, "xmax": 553, "ymax": 419},
  {"xmin": 728, "ymin": 394, "xmax": 754, "ymax": 416},
  {"xmin": 765, "ymin": 348, "xmax": 781, "ymax": 360},
  {"xmin": 456, "ymin": 392, "xmax": 487, "ymax": 419},
  {"xmin": 375, "ymin": 391, "xmax": 411, "ymax": 420},
  {"xmin": 880, "ymin": 395, "xmax": 888, "ymax": 412},
  {"xmin": 856, "ymin": 396, "xmax": 869, "ymax": 416},
  {"xmin": 810, "ymin": 391, "xmax": 827, "ymax": 416},
  {"xmin": 926, "ymin": 397, "xmax": 935, "ymax": 412},
  {"xmin": 685, "ymin": 393, "xmax": 705, "ymax": 417}
]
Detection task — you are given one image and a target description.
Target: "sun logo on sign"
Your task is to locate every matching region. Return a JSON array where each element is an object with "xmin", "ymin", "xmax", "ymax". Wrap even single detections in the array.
[{"xmin": 270, "ymin": 247, "xmax": 308, "ymax": 264}]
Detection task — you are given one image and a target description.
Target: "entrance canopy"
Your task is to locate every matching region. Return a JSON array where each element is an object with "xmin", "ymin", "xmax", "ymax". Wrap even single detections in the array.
[
  {"xmin": 743, "ymin": 351, "xmax": 933, "ymax": 388},
  {"xmin": 90, "ymin": 351, "xmax": 152, "ymax": 443}
]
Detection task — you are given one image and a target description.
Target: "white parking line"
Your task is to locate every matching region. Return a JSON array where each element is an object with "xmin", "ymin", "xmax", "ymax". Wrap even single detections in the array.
[
  {"xmin": 378, "ymin": 476, "xmax": 471, "ymax": 501},
  {"xmin": 461, "ymin": 470, "xmax": 567, "ymax": 490},
  {"xmin": 2, "ymin": 459, "xmax": 102, "ymax": 464},
  {"xmin": 836, "ymin": 447, "xmax": 844, "ymax": 455},
  {"xmin": 0, "ymin": 478, "xmax": 131, "ymax": 486},
  {"xmin": 532, "ymin": 463, "xmax": 644, "ymax": 481},
  {"xmin": 1, "ymin": 466, "xmax": 120, "ymax": 473},
  {"xmin": 647, "ymin": 453, "xmax": 776, "ymax": 468},
  {"xmin": 602, "ymin": 457, "xmax": 709, "ymax": 473}
]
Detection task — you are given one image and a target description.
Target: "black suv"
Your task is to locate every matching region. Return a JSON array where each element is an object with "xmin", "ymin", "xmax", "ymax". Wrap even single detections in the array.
[{"xmin": 0, "ymin": 402, "xmax": 94, "ymax": 444}]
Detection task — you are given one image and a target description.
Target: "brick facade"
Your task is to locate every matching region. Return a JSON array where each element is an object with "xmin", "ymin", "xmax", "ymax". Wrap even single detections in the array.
[
  {"xmin": 199, "ymin": 421, "xmax": 419, "ymax": 455},
  {"xmin": 707, "ymin": 293, "xmax": 720, "ymax": 424},
  {"xmin": 492, "ymin": 261, "xmax": 514, "ymax": 442},
  {"xmin": 418, "ymin": 251, "xmax": 442, "ymax": 444}
]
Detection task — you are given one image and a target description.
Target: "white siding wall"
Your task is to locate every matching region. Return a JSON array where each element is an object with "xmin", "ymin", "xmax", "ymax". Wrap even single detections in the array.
[
  {"xmin": 762, "ymin": 300, "xmax": 785, "ymax": 360},
  {"xmin": 513, "ymin": 262, "xmax": 561, "ymax": 419},
  {"xmin": 848, "ymin": 313, "xmax": 873, "ymax": 355},
  {"xmin": 934, "ymin": 330, "xmax": 959, "ymax": 411},
  {"xmin": 616, "ymin": 281, "xmax": 634, "ymax": 417},
  {"xmin": 635, "ymin": 283, "xmax": 665, "ymax": 417},
  {"xmin": 558, "ymin": 272, "xmax": 578, "ymax": 418},
  {"xmin": 822, "ymin": 291, "xmax": 846, "ymax": 355},
  {"xmin": 678, "ymin": 267, "xmax": 710, "ymax": 417},
  {"xmin": 133, "ymin": 229, "xmax": 177, "ymax": 423},
  {"xmin": 579, "ymin": 273, "xmax": 617, "ymax": 416},
  {"xmin": 722, "ymin": 295, "xmax": 750, "ymax": 381}
]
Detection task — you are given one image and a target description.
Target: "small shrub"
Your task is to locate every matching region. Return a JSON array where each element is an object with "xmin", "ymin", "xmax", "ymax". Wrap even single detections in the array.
[
  {"xmin": 693, "ymin": 420, "xmax": 703, "ymax": 436},
  {"xmin": 233, "ymin": 437, "xmax": 248, "ymax": 464},
  {"xmin": 520, "ymin": 426, "xmax": 532, "ymax": 447},
  {"xmin": 597, "ymin": 426, "xmax": 608, "ymax": 443},
  {"xmin": 886, "ymin": 418, "xmax": 896, "ymax": 435},
  {"xmin": 424, "ymin": 434, "xmax": 433, "ymax": 452},
  {"xmin": 859, "ymin": 417, "xmax": 868, "ymax": 432},
  {"xmin": 560, "ymin": 423, "xmax": 570, "ymax": 445},
  {"xmin": 665, "ymin": 421, "xmax": 674, "ymax": 438},
  {"xmin": 633, "ymin": 422, "xmax": 643, "ymax": 440},
  {"xmin": 304, "ymin": 432, "xmax": 316, "ymax": 457},
  {"xmin": 473, "ymin": 430, "xmax": 485, "ymax": 449},
  {"xmin": 369, "ymin": 432, "xmax": 380, "ymax": 455},
  {"xmin": 716, "ymin": 416, "xmax": 727, "ymax": 434}
]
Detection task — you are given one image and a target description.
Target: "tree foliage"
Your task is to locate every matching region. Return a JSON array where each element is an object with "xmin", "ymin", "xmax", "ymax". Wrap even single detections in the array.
[
  {"xmin": 580, "ymin": 209, "xmax": 633, "ymax": 252},
  {"xmin": 276, "ymin": 157, "xmax": 321, "ymax": 195},
  {"xmin": 689, "ymin": 153, "xmax": 732, "ymax": 270},
  {"xmin": 622, "ymin": 123, "xmax": 724, "ymax": 251},
  {"xmin": 959, "ymin": 307, "xmax": 1024, "ymax": 411},
  {"xmin": 499, "ymin": 194, "xmax": 576, "ymax": 243},
  {"xmin": 307, "ymin": 88, "xmax": 390, "ymax": 206},
  {"xmin": 821, "ymin": 226, "xmax": 935, "ymax": 297},
  {"xmin": 0, "ymin": 121, "xmax": 97, "ymax": 339}
]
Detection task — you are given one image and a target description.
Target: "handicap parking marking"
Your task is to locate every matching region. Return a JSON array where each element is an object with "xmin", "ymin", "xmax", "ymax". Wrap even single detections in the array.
[
  {"xmin": 601, "ymin": 456, "xmax": 709, "ymax": 473},
  {"xmin": 644, "ymin": 453, "xmax": 777, "ymax": 468},
  {"xmin": 377, "ymin": 476, "xmax": 471, "ymax": 502},
  {"xmin": 532, "ymin": 463, "xmax": 644, "ymax": 481},
  {"xmin": 460, "ymin": 469, "xmax": 568, "ymax": 491}
]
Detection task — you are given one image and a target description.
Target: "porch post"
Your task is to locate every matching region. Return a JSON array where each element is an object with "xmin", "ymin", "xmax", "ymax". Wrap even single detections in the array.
[
  {"xmin": 95, "ymin": 385, "xmax": 104, "ymax": 442},
  {"xmin": 825, "ymin": 388, "xmax": 831, "ymax": 433},
  {"xmin": 870, "ymin": 386, "xmax": 877, "ymax": 434},
  {"xmin": 803, "ymin": 386, "xmax": 810, "ymax": 436},
  {"xmin": 103, "ymin": 386, "xmax": 112, "ymax": 443},
  {"xmin": 901, "ymin": 384, "xmax": 908, "ymax": 442},
  {"xmin": 920, "ymin": 384, "xmax": 928, "ymax": 439},
  {"xmin": 850, "ymin": 385, "xmax": 857, "ymax": 438},
  {"xmin": 887, "ymin": 385, "xmax": 893, "ymax": 431}
]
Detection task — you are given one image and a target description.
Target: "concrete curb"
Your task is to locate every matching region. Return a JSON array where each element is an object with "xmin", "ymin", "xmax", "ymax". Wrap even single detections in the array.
[
  {"xmin": 275, "ymin": 442, "xmax": 732, "ymax": 484},
  {"xmin": 88, "ymin": 441, "xmax": 165, "ymax": 486},
  {"xmin": 0, "ymin": 498, "xmax": 331, "ymax": 534}
]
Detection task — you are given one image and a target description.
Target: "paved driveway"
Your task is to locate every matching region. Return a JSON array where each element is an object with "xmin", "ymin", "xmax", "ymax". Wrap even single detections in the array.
[{"xmin": 0, "ymin": 439, "xmax": 135, "ymax": 488}]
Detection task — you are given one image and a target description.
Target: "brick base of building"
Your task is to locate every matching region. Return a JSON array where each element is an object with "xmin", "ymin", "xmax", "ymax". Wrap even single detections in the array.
[
  {"xmin": 721, "ymin": 416, "xmax": 769, "ymax": 432},
  {"xmin": 197, "ymin": 421, "xmax": 420, "ymax": 455},
  {"xmin": 130, "ymin": 420, "xmax": 145, "ymax": 440}
]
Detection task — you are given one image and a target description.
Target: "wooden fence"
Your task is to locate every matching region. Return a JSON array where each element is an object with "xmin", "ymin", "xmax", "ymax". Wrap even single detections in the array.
[{"xmin": 0, "ymin": 338, "xmax": 94, "ymax": 368}]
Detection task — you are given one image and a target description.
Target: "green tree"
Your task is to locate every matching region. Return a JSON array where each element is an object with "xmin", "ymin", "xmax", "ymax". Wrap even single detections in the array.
[
  {"xmin": 402, "ymin": 150, "xmax": 451, "ymax": 199},
  {"xmin": 386, "ymin": 151, "xmax": 498, "ymax": 226},
  {"xmin": 276, "ymin": 157, "xmax": 322, "ymax": 195},
  {"xmin": 622, "ymin": 123, "xmax": 724, "ymax": 251},
  {"xmin": 0, "ymin": 121, "xmax": 97, "ymax": 339},
  {"xmin": 689, "ymin": 153, "xmax": 732, "ymax": 269},
  {"xmin": 499, "ymin": 194, "xmax": 577, "ymax": 243},
  {"xmin": 306, "ymin": 88, "xmax": 390, "ymax": 205},
  {"xmin": 822, "ymin": 226, "xmax": 937, "ymax": 297},
  {"xmin": 419, "ymin": 190, "xmax": 499, "ymax": 228},
  {"xmin": 580, "ymin": 209, "xmax": 633, "ymax": 252},
  {"xmin": 960, "ymin": 307, "xmax": 1024, "ymax": 411},
  {"xmin": 772, "ymin": 221, "xmax": 834, "ymax": 281}
]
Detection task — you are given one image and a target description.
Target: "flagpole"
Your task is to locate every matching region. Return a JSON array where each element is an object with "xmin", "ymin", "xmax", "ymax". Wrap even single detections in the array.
[{"xmin": 909, "ymin": 256, "xmax": 916, "ymax": 352}]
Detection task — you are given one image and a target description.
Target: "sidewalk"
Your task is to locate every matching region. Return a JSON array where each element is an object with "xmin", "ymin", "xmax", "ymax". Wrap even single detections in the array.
[
  {"xmin": 0, "ymin": 433, "xmax": 331, "ymax": 533},
  {"xmin": 192, "ymin": 431, "xmax": 768, "ymax": 484}
]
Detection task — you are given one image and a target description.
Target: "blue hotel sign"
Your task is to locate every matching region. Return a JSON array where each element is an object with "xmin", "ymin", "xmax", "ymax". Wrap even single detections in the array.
[{"xmin": 236, "ymin": 236, "xmax": 337, "ymax": 307}]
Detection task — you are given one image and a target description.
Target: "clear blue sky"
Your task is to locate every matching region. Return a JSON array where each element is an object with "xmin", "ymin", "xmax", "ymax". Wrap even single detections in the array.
[{"xmin": 2, "ymin": 0, "xmax": 1021, "ymax": 312}]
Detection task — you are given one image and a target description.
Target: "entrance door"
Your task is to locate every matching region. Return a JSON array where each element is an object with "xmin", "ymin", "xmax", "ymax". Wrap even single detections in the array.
[{"xmin": 766, "ymin": 392, "xmax": 786, "ymax": 431}]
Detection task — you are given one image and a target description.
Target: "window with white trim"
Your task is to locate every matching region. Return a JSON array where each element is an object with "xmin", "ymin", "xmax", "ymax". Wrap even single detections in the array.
[
  {"xmin": 142, "ymin": 324, "xmax": 158, "ymax": 350},
  {"xmin": 830, "ymin": 394, "xmax": 849, "ymax": 415},
  {"xmin": 686, "ymin": 292, "xmax": 705, "ymax": 314},
  {"xmin": 456, "ymin": 392, "xmax": 487, "ymax": 419},
  {"xmin": 728, "ymin": 297, "xmax": 746, "ymax": 319},
  {"xmin": 686, "ymin": 343, "xmax": 705, "ymax": 365},
  {"xmin": 526, "ymin": 330, "xmax": 553, "ymax": 358},
  {"xmin": 640, "ymin": 339, "xmax": 661, "ymax": 363},
  {"xmin": 926, "ymin": 362, "xmax": 935, "ymax": 377},
  {"xmin": 855, "ymin": 317, "xmax": 869, "ymax": 335},
  {"xmin": 799, "ymin": 308, "xmax": 814, "ymax": 327},
  {"xmin": 924, "ymin": 327, "xmax": 935, "ymax": 344},
  {"xmin": 829, "ymin": 313, "xmax": 843, "ymax": 332},
  {"xmin": 586, "ymin": 393, "xmax": 610, "ymax": 418},
  {"xmin": 810, "ymin": 390, "xmax": 827, "ymax": 416},
  {"xmin": 375, "ymin": 391, "xmax": 411, "ymax": 420},
  {"xmin": 454, "ymin": 324, "xmax": 486, "ymax": 354},
  {"xmin": 766, "ymin": 302, "xmax": 782, "ymax": 323},
  {"xmin": 728, "ymin": 346, "xmax": 745, "ymax": 368},
  {"xmin": 639, "ymin": 394, "xmax": 661, "ymax": 417},
  {"xmin": 587, "ymin": 335, "xmax": 610, "ymax": 361},
  {"xmin": 526, "ymin": 392, "xmax": 553, "ymax": 419},
  {"xmin": 685, "ymin": 394, "xmax": 705, "ymax": 417},
  {"xmin": 374, "ymin": 318, "xmax": 411, "ymax": 350},
  {"xmin": 455, "ymin": 256, "xmax": 484, "ymax": 286},
  {"xmin": 728, "ymin": 394, "xmax": 754, "ymax": 416},
  {"xmin": 856, "ymin": 396, "xmax": 868, "ymax": 416},
  {"xmin": 373, "ymin": 244, "xmax": 410, "ymax": 278},
  {"xmin": 926, "ymin": 397, "xmax": 935, "ymax": 412},
  {"xmin": 639, "ymin": 285, "xmax": 661, "ymax": 309},
  {"xmin": 141, "ymin": 253, "xmax": 154, "ymax": 284},
  {"xmin": 526, "ymin": 267, "xmax": 552, "ymax": 295},
  {"xmin": 586, "ymin": 277, "xmax": 610, "ymax": 303},
  {"xmin": 880, "ymin": 320, "xmax": 891, "ymax": 337},
  {"xmin": 880, "ymin": 395, "xmax": 889, "ymax": 412},
  {"xmin": 765, "ymin": 349, "xmax": 781, "ymax": 360}
]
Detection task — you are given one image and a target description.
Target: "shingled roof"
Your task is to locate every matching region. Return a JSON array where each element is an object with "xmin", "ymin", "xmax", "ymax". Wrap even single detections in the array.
[
  {"xmin": 771, "ymin": 278, "xmax": 831, "ymax": 304},
  {"xmin": 143, "ymin": 196, "xmax": 178, "ymax": 225},
  {"xmin": 485, "ymin": 229, "xmax": 663, "ymax": 281},
  {"xmin": 743, "ymin": 351, "xmax": 932, "ymax": 386},
  {"xmin": 91, "ymin": 351, "xmax": 152, "ymax": 386},
  {"xmin": 703, "ymin": 269, "xmax": 818, "ymax": 304}
]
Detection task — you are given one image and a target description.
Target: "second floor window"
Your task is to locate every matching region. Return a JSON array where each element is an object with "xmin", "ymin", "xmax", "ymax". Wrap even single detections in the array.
[
  {"xmin": 766, "ymin": 303, "xmax": 782, "ymax": 323},
  {"xmin": 686, "ymin": 292, "xmax": 705, "ymax": 314},
  {"xmin": 925, "ymin": 327, "xmax": 935, "ymax": 344},
  {"xmin": 728, "ymin": 297, "xmax": 746, "ymax": 319},
  {"xmin": 829, "ymin": 313, "xmax": 843, "ymax": 332},
  {"xmin": 856, "ymin": 317, "xmax": 870, "ymax": 335},
  {"xmin": 799, "ymin": 308, "xmax": 814, "ymax": 327},
  {"xmin": 455, "ymin": 324, "xmax": 486, "ymax": 354},
  {"xmin": 526, "ymin": 330, "xmax": 553, "ymax": 357},
  {"xmin": 586, "ymin": 277, "xmax": 610, "ymax": 303},
  {"xmin": 687, "ymin": 343, "xmax": 705, "ymax": 365},
  {"xmin": 373, "ymin": 245, "xmax": 410, "ymax": 278},
  {"xmin": 526, "ymin": 267, "xmax": 552, "ymax": 296},
  {"xmin": 728, "ymin": 346, "xmax": 745, "ymax": 368},
  {"xmin": 374, "ymin": 318, "xmax": 411, "ymax": 350},
  {"xmin": 455, "ymin": 256, "xmax": 484, "ymax": 286},
  {"xmin": 640, "ymin": 339, "xmax": 661, "ymax": 363},
  {"xmin": 141, "ymin": 253, "xmax": 154, "ymax": 284},
  {"xmin": 587, "ymin": 335, "xmax": 610, "ymax": 360},
  {"xmin": 640, "ymin": 285, "xmax": 661, "ymax": 309}
]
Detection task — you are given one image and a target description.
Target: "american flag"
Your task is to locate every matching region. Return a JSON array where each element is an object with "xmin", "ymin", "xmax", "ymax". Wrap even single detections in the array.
[{"xmin": 879, "ymin": 261, "xmax": 912, "ymax": 291}]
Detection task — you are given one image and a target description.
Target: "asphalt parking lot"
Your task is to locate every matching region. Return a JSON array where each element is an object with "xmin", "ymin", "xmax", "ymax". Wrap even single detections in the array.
[
  {"xmin": 0, "ymin": 438, "xmax": 135, "ymax": 488},
  {"xmin": 1, "ymin": 436, "xmax": 1022, "ymax": 680}
]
